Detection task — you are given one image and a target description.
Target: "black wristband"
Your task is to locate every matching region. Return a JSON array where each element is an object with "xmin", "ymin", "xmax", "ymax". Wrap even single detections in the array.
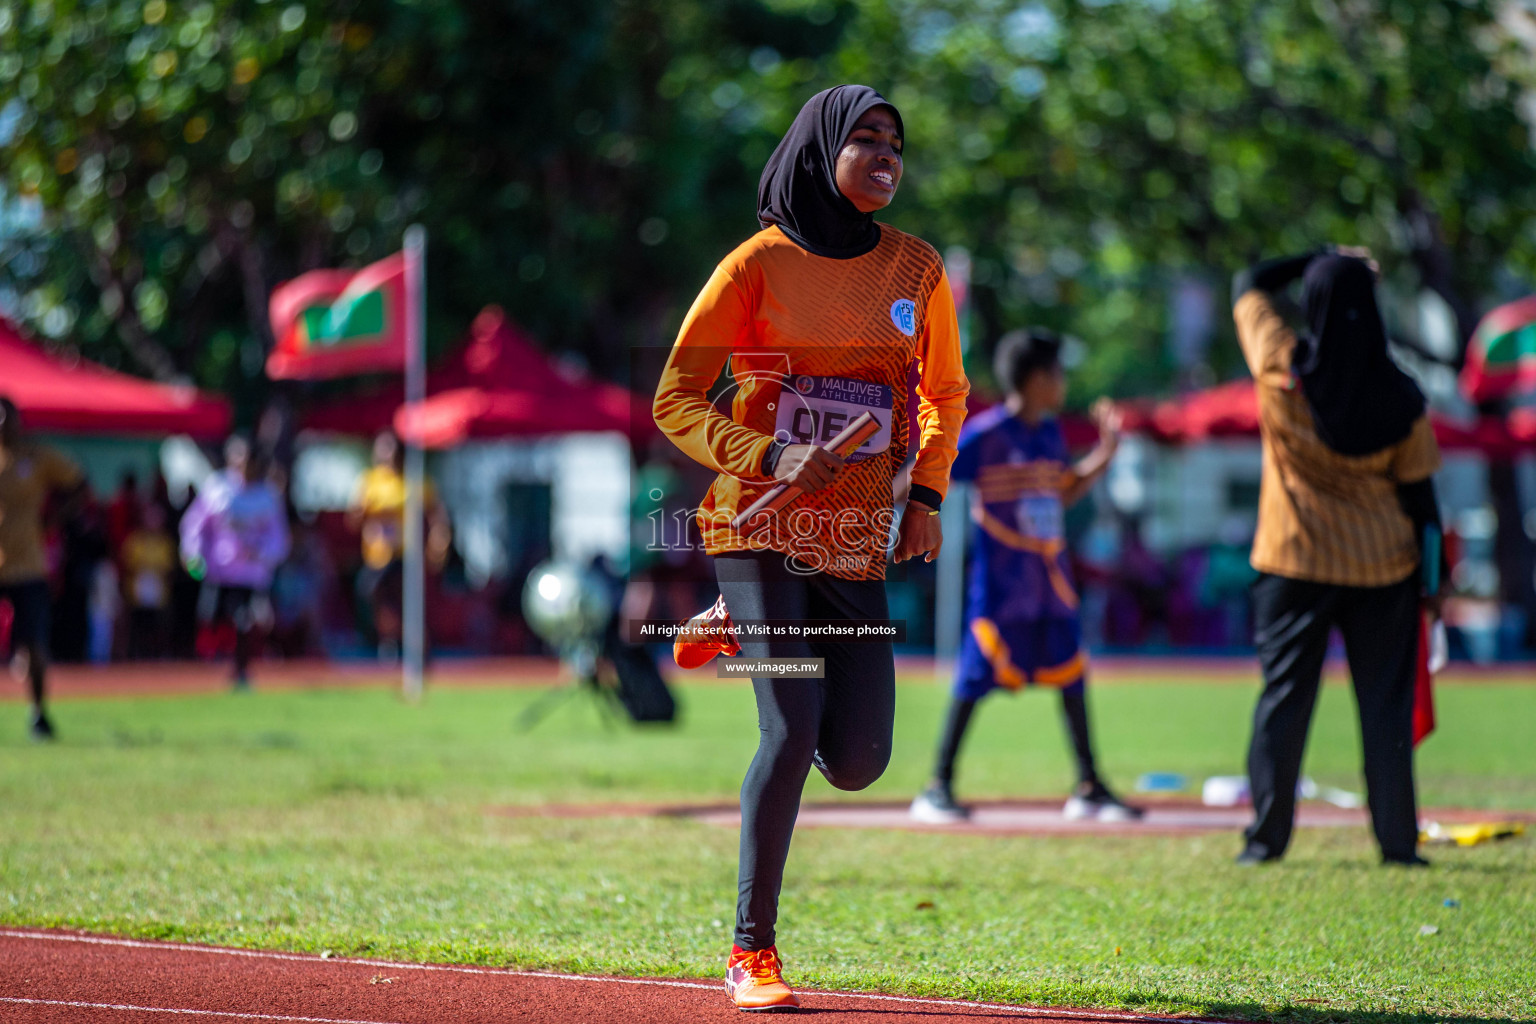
[
  {"xmin": 908, "ymin": 484, "xmax": 943, "ymax": 511},
  {"xmin": 761, "ymin": 438, "xmax": 789, "ymax": 477}
]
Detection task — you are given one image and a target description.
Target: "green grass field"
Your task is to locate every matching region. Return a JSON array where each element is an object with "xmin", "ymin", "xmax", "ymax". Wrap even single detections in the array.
[{"xmin": 2, "ymin": 671, "xmax": 1533, "ymax": 1021}]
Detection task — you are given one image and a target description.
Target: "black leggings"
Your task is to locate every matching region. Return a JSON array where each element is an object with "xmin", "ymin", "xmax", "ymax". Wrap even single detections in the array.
[{"xmin": 715, "ymin": 551, "xmax": 894, "ymax": 951}]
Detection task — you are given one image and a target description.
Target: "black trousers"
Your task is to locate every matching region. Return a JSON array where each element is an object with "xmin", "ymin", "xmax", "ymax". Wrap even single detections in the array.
[
  {"xmin": 715, "ymin": 551, "xmax": 894, "ymax": 951},
  {"xmin": 1244, "ymin": 572, "xmax": 1421, "ymax": 861}
]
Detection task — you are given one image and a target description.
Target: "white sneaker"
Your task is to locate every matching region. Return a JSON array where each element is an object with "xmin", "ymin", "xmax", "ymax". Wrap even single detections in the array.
[
  {"xmin": 1062, "ymin": 794, "xmax": 1096, "ymax": 820},
  {"xmin": 1063, "ymin": 785, "xmax": 1145, "ymax": 822},
  {"xmin": 910, "ymin": 784, "xmax": 969, "ymax": 824}
]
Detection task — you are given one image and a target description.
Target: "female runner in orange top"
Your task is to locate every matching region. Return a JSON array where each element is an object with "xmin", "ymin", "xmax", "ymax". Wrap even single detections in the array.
[{"xmin": 654, "ymin": 84, "xmax": 968, "ymax": 1011}]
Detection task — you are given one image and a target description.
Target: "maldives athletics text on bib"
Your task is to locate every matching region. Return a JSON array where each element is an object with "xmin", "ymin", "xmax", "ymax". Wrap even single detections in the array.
[{"xmin": 773, "ymin": 374, "xmax": 893, "ymax": 462}]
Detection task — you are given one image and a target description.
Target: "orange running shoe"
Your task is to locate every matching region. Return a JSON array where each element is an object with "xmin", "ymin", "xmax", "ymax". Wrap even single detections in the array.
[
  {"xmin": 674, "ymin": 593, "xmax": 742, "ymax": 669},
  {"xmin": 725, "ymin": 944, "xmax": 800, "ymax": 1012}
]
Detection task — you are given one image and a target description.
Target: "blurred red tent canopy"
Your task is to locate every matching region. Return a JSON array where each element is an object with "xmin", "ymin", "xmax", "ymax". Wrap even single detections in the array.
[
  {"xmin": 1115, "ymin": 378, "xmax": 1528, "ymax": 457},
  {"xmin": 1116, "ymin": 379, "xmax": 1259, "ymax": 442},
  {"xmin": 302, "ymin": 306, "xmax": 653, "ymax": 446},
  {"xmin": 0, "ymin": 316, "xmax": 230, "ymax": 439}
]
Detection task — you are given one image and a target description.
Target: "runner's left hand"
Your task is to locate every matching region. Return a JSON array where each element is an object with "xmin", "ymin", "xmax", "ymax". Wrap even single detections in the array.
[{"xmin": 893, "ymin": 500, "xmax": 942, "ymax": 563}]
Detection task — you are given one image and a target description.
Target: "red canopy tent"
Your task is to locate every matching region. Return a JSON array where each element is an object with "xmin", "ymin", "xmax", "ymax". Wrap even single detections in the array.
[
  {"xmin": 0, "ymin": 316, "xmax": 230, "ymax": 439},
  {"xmin": 1116, "ymin": 379, "xmax": 1261, "ymax": 443},
  {"xmin": 302, "ymin": 307, "xmax": 652, "ymax": 447},
  {"xmin": 1115, "ymin": 378, "xmax": 1529, "ymax": 457}
]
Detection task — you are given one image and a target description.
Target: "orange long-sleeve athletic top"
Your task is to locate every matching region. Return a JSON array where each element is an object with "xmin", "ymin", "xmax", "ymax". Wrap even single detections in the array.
[{"xmin": 654, "ymin": 223, "xmax": 970, "ymax": 580}]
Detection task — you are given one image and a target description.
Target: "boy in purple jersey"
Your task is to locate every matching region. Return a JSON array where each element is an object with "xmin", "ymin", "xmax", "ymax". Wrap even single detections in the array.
[{"xmin": 911, "ymin": 329, "xmax": 1142, "ymax": 823}]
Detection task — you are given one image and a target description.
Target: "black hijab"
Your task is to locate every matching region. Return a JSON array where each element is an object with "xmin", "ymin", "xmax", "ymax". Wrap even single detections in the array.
[
  {"xmin": 757, "ymin": 85, "xmax": 903, "ymax": 259},
  {"xmin": 1291, "ymin": 254, "xmax": 1425, "ymax": 456}
]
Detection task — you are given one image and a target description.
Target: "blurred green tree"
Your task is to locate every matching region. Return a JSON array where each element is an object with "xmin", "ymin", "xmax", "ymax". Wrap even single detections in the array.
[
  {"xmin": 841, "ymin": 0, "xmax": 1536, "ymax": 395},
  {"xmin": 0, "ymin": 0, "xmax": 848, "ymax": 411},
  {"xmin": 1, "ymin": 0, "xmax": 1533, "ymax": 409}
]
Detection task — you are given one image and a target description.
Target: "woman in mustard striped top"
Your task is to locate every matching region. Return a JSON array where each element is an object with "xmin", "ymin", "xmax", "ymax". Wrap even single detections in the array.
[{"xmin": 1232, "ymin": 247, "xmax": 1444, "ymax": 867}]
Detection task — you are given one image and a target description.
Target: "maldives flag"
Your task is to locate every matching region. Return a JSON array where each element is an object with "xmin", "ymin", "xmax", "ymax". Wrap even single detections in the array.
[
  {"xmin": 266, "ymin": 252, "xmax": 408, "ymax": 380},
  {"xmin": 1460, "ymin": 295, "xmax": 1536, "ymax": 405}
]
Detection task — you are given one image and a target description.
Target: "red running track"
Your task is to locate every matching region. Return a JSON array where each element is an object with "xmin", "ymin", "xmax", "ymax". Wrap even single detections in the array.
[{"xmin": 0, "ymin": 929, "xmax": 1230, "ymax": 1023}]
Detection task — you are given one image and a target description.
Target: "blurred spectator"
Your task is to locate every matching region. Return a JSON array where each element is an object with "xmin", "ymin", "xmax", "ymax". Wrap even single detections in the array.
[
  {"xmin": 348, "ymin": 431, "xmax": 451, "ymax": 660},
  {"xmin": 1203, "ymin": 517, "xmax": 1259, "ymax": 648},
  {"xmin": 1103, "ymin": 517, "xmax": 1169, "ymax": 646},
  {"xmin": 148, "ymin": 472, "xmax": 173, "ymax": 517},
  {"xmin": 179, "ymin": 438, "xmax": 290, "ymax": 689},
  {"xmin": 168, "ymin": 518, "xmax": 201, "ymax": 660},
  {"xmin": 270, "ymin": 517, "xmax": 335, "ymax": 657},
  {"xmin": 121, "ymin": 501, "xmax": 176, "ymax": 659},
  {"xmin": 52, "ymin": 488, "xmax": 108, "ymax": 664},
  {"xmin": 106, "ymin": 471, "xmax": 140, "ymax": 556},
  {"xmin": 624, "ymin": 455, "xmax": 691, "ymax": 626},
  {"xmin": 1166, "ymin": 547, "xmax": 1216, "ymax": 647},
  {"xmin": 623, "ymin": 442, "xmax": 717, "ymax": 632},
  {"xmin": 0, "ymin": 395, "xmax": 85, "ymax": 739},
  {"xmin": 87, "ymin": 557, "xmax": 120, "ymax": 664}
]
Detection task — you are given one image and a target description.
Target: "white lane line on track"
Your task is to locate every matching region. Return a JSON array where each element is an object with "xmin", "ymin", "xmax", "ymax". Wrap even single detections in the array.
[
  {"xmin": 0, "ymin": 929, "xmax": 1224, "ymax": 1023},
  {"xmin": 0, "ymin": 996, "xmax": 404, "ymax": 1024}
]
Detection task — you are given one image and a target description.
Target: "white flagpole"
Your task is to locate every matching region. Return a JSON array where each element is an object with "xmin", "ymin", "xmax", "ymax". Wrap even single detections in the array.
[{"xmin": 402, "ymin": 224, "xmax": 427, "ymax": 701}]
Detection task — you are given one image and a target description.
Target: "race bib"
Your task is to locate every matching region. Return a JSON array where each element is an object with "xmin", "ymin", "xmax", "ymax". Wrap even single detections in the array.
[
  {"xmin": 773, "ymin": 374, "xmax": 892, "ymax": 463},
  {"xmin": 1015, "ymin": 494, "xmax": 1064, "ymax": 541}
]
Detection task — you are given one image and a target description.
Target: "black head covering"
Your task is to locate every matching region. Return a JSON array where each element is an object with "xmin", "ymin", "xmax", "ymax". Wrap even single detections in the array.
[
  {"xmin": 757, "ymin": 85, "xmax": 903, "ymax": 258},
  {"xmin": 1291, "ymin": 254, "xmax": 1425, "ymax": 456}
]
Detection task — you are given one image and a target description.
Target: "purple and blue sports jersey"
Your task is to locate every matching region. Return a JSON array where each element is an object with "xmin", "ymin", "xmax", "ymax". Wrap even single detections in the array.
[{"xmin": 951, "ymin": 405, "xmax": 1085, "ymax": 698}]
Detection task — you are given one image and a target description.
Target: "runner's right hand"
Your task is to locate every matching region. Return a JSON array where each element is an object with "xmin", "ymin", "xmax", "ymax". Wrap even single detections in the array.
[{"xmin": 773, "ymin": 444, "xmax": 844, "ymax": 492}]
